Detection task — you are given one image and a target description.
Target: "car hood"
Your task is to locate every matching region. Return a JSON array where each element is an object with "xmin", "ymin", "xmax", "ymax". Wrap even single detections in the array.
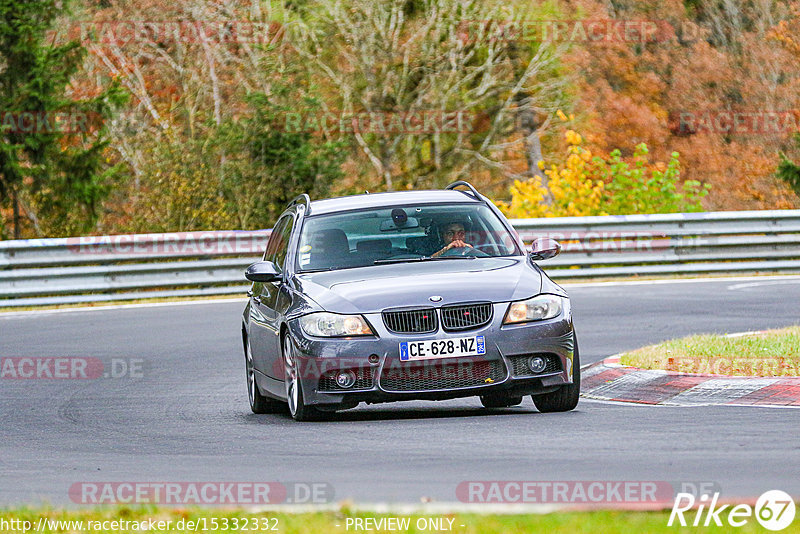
[{"xmin": 295, "ymin": 257, "xmax": 543, "ymax": 314}]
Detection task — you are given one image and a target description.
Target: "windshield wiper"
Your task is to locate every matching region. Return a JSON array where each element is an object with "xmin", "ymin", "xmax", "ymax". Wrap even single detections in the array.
[
  {"xmin": 299, "ymin": 267, "xmax": 337, "ymax": 273},
  {"xmin": 373, "ymin": 255, "xmax": 477, "ymax": 265},
  {"xmin": 373, "ymin": 257, "xmax": 426, "ymax": 265}
]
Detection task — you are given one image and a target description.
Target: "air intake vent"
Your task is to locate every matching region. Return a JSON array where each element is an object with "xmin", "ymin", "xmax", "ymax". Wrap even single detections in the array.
[{"xmin": 380, "ymin": 359, "xmax": 506, "ymax": 392}]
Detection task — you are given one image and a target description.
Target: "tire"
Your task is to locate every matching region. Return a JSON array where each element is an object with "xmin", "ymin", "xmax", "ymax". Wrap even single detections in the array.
[
  {"xmin": 245, "ymin": 336, "xmax": 284, "ymax": 414},
  {"xmin": 532, "ymin": 332, "xmax": 581, "ymax": 413},
  {"xmin": 283, "ymin": 334, "xmax": 326, "ymax": 422},
  {"xmin": 480, "ymin": 394, "xmax": 523, "ymax": 408}
]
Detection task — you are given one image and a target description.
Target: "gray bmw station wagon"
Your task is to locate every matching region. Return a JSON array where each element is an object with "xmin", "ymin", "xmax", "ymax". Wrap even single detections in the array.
[{"xmin": 242, "ymin": 182, "xmax": 579, "ymax": 421}]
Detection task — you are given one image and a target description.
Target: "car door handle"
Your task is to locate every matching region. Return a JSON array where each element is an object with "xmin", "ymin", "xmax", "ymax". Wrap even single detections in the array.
[{"xmin": 253, "ymin": 295, "xmax": 262, "ymax": 304}]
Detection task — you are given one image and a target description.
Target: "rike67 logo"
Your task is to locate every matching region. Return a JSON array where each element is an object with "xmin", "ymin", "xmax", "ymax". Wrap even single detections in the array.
[{"xmin": 669, "ymin": 490, "xmax": 796, "ymax": 531}]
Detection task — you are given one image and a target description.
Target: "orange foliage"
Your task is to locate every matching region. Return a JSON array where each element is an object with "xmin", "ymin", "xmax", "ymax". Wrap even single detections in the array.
[{"xmin": 562, "ymin": 0, "xmax": 799, "ymax": 210}]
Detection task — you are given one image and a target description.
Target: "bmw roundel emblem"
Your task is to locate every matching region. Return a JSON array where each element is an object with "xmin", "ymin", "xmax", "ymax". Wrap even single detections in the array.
[{"xmin": 429, "ymin": 295, "xmax": 443, "ymax": 302}]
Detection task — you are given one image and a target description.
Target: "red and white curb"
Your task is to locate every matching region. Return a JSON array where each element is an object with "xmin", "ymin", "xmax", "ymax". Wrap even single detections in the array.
[{"xmin": 581, "ymin": 354, "xmax": 800, "ymax": 407}]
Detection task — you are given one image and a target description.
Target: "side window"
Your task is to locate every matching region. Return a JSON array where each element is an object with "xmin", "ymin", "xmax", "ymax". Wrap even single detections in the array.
[
  {"xmin": 263, "ymin": 216, "xmax": 289, "ymax": 263},
  {"xmin": 272, "ymin": 216, "xmax": 294, "ymax": 271}
]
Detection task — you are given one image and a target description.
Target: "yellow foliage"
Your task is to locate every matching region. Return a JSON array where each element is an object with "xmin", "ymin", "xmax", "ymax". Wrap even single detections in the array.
[{"xmin": 500, "ymin": 128, "xmax": 607, "ymax": 218}]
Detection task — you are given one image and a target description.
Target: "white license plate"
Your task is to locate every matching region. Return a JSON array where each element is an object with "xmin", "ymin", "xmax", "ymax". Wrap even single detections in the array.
[{"xmin": 399, "ymin": 336, "xmax": 486, "ymax": 361}]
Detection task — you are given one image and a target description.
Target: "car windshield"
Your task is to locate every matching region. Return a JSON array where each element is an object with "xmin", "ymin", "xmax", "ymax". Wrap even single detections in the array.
[{"xmin": 296, "ymin": 203, "xmax": 521, "ymax": 272}]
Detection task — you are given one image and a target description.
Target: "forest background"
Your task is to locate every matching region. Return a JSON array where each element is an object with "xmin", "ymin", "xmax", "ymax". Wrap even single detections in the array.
[{"xmin": 2, "ymin": 0, "xmax": 800, "ymax": 239}]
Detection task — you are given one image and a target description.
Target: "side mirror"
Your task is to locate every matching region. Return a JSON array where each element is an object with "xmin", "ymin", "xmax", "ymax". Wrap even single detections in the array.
[
  {"xmin": 529, "ymin": 238, "xmax": 561, "ymax": 261},
  {"xmin": 245, "ymin": 261, "xmax": 281, "ymax": 283}
]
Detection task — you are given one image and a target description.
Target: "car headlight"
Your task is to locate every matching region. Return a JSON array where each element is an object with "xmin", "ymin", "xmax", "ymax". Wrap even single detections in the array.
[
  {"xmin": 298, "ymin": 312, "xmax": 374, "ymax": 337},
  {"xmin": 503, "ymin": 294, "xmax": 565, "ymax": 324}
]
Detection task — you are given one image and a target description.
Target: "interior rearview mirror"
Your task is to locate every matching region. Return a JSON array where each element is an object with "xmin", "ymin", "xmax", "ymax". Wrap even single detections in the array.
[{"xmin": 380, "ymin": 217, "xmax": 420, "ymax": 231}]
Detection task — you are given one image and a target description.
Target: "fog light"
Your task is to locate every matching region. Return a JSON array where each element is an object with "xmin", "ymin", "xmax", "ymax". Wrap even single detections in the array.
[
  {"xmin": 527, "ymin": 356, "xmax": 547, "ymax": 373},
  {"xmin": 368, "ymin": 354, "xmax": 380, "ymax": 364},
  {"xmin": 335, "ymin": 370, "xmax": 357, "ymax": 389}
]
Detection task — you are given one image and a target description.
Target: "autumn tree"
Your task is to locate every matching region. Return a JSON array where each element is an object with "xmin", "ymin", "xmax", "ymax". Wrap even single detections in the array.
[
  {"xmin": 289, "ymin": 0, "xmax": 568, "ymax": 193},
  {"xmin": 74, "ymin": 0, "xmax": 297, "ymax": 232},
  {"xmin": 0, "ymin": 0, "xmax": 124, "ymax": 238},
  {"xmin": 217, "ymin": 88, "xmax": 346, "ymax": 227},
  {"xmin": 770, "ymin": 7, "xmax": 800, "ymax": 201},
  {"xmin": 776, "ymin": 135, "xmax": 800, "ymax": 199},
  {"xmin": 564, "ymin": 0, "xmax": 799, "ymax": 211},
  {"xmin": 501, "ymin": 125, "xmax": 709, "ymax": 217}
]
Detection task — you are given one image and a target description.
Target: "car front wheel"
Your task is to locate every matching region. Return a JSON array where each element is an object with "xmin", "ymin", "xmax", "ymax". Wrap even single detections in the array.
[
  {"xmin": 283, "ymin": 334, "xmax": 326, "ymax": 422},
  {"xmin": 531, "ymin": 332, "xmax": 581, "ymax": 413}
]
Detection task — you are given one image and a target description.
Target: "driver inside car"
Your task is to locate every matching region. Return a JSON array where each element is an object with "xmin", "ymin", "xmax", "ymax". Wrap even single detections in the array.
[{"xmin": 431, "ymin": 221, "xmax": 473, "ymax": 257}]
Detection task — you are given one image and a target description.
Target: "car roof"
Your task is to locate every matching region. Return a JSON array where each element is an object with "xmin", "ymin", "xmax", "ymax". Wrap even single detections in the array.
[{"xmin": 307, "ymin": 190, "xmax": 483, "ymax": 216}]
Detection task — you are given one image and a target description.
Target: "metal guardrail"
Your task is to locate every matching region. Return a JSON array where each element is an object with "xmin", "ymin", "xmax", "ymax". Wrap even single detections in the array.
[{"xmin": 1, "ymin": 210, "xmax": 799, "ymax": 307}]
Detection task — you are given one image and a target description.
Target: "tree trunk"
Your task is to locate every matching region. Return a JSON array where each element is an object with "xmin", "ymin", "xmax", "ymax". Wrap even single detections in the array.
[
  {"xmin": 12, "ymin": 186, "xmax": 21, "ymax": 239},
  {"xmin": 380, "ymin": 140, "xmax": 393, "ymax": 191},
  {"xmin": 518, "ymin": 95, "xmax": 552, "ymax": 206}
]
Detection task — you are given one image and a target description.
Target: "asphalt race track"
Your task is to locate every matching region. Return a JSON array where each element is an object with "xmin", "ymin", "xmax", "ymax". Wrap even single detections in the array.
[{"xmin": 1, "ymin": 277, "xmax": 799, "ymax": 506}]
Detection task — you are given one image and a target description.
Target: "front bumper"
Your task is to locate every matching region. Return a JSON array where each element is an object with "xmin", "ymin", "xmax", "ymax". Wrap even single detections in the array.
[{"xmin": 287, "ymin": 302, "xmax": 575, "ymax": 407}]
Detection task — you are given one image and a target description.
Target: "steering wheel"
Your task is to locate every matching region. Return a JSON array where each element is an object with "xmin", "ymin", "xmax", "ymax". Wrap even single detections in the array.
[
  {"xmin": 474, "ymin": 244, "xmax": 502, "ymax": 254},
  {"xmin": 441, "ymin": 246, "xmax": 490, "ymax": 257}
]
